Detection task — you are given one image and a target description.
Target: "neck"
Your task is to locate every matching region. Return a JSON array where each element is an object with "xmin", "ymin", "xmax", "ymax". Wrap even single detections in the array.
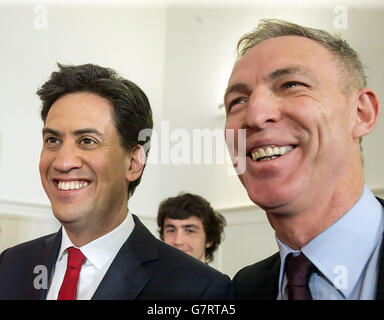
[
  {"xmin": 63, "ymin": 207, "xmax": 128, "ymax": 247},
  {"xmin": 266, "ymin": 174, "xmax": 365, "ymax": 250}
]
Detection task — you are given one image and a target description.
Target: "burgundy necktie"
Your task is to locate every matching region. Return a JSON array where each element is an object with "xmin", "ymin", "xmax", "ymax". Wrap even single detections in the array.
[
  {"xmin": 285, "ymin": 253, "xmax": 315, "ymax": 300},
  {"xmin": 57, "ymin": 247, "xmax": 86, "ymax": 300}
]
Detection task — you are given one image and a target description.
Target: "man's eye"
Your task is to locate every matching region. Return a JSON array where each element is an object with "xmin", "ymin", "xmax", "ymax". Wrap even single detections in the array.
[
  {"xmin": 186, "ymin": 229, "xmax": 196, "ymax": 234},
  {"xmin": 45, "ymin": 137, "xmax": 59, "ymax": 144},
  {"xmin": 227, "ymin": 97, "xmax": 247, "ymax": 111},
  {"xmin": 283, "ymin": 81, "xmax": 306, "ymax": 89},
  {"xmin": 79, "ymin": 138, "xmax": 97, "ymax": 145}
]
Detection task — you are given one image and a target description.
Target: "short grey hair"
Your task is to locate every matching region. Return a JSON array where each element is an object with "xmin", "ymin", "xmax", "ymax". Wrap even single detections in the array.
[{"xmin": 237, "ymin": 19, "xmax": 366, "ymax": 93}]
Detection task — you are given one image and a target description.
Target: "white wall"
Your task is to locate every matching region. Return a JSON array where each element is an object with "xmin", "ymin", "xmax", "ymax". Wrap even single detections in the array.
[{"xmin": 1, "ymin": 0, "xmax": 384, "ymax": 277}]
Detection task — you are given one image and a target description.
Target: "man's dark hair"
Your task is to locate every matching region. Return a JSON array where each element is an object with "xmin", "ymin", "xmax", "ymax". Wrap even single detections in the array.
[
  {"xmin": 157, "ymin": 193, "xmax": 226, "ymax": 263},
  {"xmin": 37, "ymin": 63, "xmax": 153, "ymax": 197}
]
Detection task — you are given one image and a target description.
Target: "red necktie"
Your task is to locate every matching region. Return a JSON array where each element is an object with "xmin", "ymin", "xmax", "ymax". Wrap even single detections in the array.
[
  {"xmin": 57, "ymin": 247, "xmax": 86, "ymax": 300},
  {"xmin": 285, "ymin": 253, "xmax": 315, "ymax": 300}
]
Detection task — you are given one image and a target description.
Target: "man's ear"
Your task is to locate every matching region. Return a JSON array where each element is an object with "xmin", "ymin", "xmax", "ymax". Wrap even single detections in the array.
[
  {"xmin": 126, "ymin": 145, "xmax": 146, "ymax": 182},
  {"xmin": 205, "ymin": 241, "xmax": 213, "ymax": 249},
  {"xmin": 352, "ymin": 88, "xmax": 380, "ymax": 139}
]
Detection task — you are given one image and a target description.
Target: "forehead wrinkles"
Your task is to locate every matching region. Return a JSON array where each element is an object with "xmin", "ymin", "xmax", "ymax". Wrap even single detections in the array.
[{"xmin": 234, "ymin": 36, "xmax": 357, "ymax": 97}]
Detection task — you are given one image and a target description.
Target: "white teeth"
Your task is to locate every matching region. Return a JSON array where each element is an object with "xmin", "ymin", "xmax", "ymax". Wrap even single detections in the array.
[
  {"xmin": 273, "ymin": 146, "xmax": 280, "ymax": 154},
  {"xmin": 265, "ymin": 147, "xmax": 273, "ymax": 156},
  {"xmin": 251, "ymin": 145, "xmax": 294, "ymax": 161},
  {"xmin": 57, "ymin": 181, "xmax": 89, "ymax": 191}
]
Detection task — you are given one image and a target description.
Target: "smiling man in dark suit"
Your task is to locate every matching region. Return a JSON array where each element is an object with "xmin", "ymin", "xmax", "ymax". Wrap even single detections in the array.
[
  {"xmin": 224, "ymin": 19, "xmax": 383, "ymax": 299},
  {"xmin": 0, "ymin": 63, "xmax": 232, "ymax": 300}
]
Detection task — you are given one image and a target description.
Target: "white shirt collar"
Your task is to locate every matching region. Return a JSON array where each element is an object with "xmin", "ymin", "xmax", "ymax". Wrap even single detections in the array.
[{"xmin": 58, "ymin": 211, "xmax": 135, "ymax": 270}]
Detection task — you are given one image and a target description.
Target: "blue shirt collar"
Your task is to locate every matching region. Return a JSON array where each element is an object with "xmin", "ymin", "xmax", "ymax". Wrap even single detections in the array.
[{"xmin": 277, "ymin": 185, "xmax": 383, "ymax": 298}]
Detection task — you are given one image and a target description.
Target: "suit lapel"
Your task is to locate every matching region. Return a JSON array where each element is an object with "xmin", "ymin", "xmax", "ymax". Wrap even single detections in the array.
[
  {"xmin": 92, "ymin": 215, "xmax": 158, "ymax": 300},
  {"xmin": 91, "ymin": 245, "xmax": 151, "ymax": 300},
  {"xmin": 266, "ymin": 254, "xmax": 281, "ymax": 299},
  {"xmin": 37, "ymin": 229, "xmax": 62, "ymax": 300}
]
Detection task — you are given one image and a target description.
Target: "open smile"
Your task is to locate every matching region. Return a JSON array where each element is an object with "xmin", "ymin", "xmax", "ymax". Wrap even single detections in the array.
[
  {"xmin": 248, "ymin": 145, "xmax": 296, "ymax": 162},
  {"xmin": 54, "ymin": 180, "xmax": 91, "ymax": 191}
]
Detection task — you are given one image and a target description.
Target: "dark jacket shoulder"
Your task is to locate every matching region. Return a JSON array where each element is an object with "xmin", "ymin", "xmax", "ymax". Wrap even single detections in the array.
[
  {"xmin": 0, "ymin": 231, "xmax": 59, "ymax": 269},
  {"xmin": 130, "ymin": 217, "xmax": 233, "ymax": 299},
  {"xmin": 233, "ymin": 252, "xmax": 280, "ymax": 300},
  {"xmin": 0, "ymin": 232, "xmax": 60, "ymax": 299}
]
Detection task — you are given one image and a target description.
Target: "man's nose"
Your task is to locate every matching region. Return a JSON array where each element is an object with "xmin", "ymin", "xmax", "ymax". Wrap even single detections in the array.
[
  {"xmin": 244, "ymin": 89, "xmax": 282, "ymax": 129},
  {"xmin": 173, "ymin": 230, "xmax": 185, "ymax": 246},
  {"xmin": 52, "ymin": 143, "xmax": 82, "ymax": 173}
]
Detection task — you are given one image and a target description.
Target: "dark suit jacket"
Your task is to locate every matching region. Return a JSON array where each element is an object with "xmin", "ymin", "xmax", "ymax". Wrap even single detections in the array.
[
  {"xmin": 0, "ymin": 214, "xmax": 232, "ymax": 300},
  {"xmin": 233, "ymin": 197, "xmax": 384, "ymax": 300}
]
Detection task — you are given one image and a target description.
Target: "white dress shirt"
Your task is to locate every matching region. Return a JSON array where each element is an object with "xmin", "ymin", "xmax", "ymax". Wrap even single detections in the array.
[{"xmin": 46, "ymin": 212, "xmax": 135, "ymax": 300}]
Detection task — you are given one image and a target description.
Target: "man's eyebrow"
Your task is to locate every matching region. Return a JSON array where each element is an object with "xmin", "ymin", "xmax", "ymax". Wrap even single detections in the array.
[
  {"xmin": 42, "ymin": 127, "xmax": 60, "ymax": 137},
  {"xmin": 42, "ymin": 127, "xmax": 104, "ymax": 137},
  {"xmin": 163, "ymin": 223, "xmax": 200, "ymax": 230},
  {"xmin": 182, "ymin": 224, "xmax": 200, "ymax": 230},
  {"xmin": 224, "ymin": 83, "xmax": 251, "ymax": 102},
  {"xmin": 73, "ymin": 128, "xmax": 104, "ymax": 138},
  {"xmin": 266, "ymin": 66, "xmax": 318, "ymax": 83},
  {"xmin": 224, "ymin": 66, "xmax": 318, "ymax": 102}
]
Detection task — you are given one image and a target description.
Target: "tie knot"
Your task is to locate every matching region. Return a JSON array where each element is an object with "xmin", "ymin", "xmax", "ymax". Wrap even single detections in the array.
[{"xmin": 67, "ymin": 247, "xmax": 86, "ymax": 270}]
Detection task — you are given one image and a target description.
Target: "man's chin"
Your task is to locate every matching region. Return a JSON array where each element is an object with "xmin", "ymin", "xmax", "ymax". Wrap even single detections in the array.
[
  {"xmin": 246, "ymin": 186, "xmax": 293, "ymax": 212},
  {"xmin": 51, "ymin": 204, "xmax": 87, "ymax": 225}
]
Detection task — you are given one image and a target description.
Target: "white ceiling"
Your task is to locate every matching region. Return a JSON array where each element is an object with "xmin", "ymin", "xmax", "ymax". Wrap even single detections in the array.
[
  {"xmin": 167, "ymin": 0, "xmax": 384, "ymax": 7},
  {"xmin": 1, "ymin": 0, "xmax": 383, "ymax": 7}
]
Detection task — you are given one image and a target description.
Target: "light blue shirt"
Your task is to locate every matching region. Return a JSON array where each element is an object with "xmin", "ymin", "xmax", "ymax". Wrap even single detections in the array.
[{"xmin": 276, "ymin": 185, "xmax": 384, "ymax": 300}]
